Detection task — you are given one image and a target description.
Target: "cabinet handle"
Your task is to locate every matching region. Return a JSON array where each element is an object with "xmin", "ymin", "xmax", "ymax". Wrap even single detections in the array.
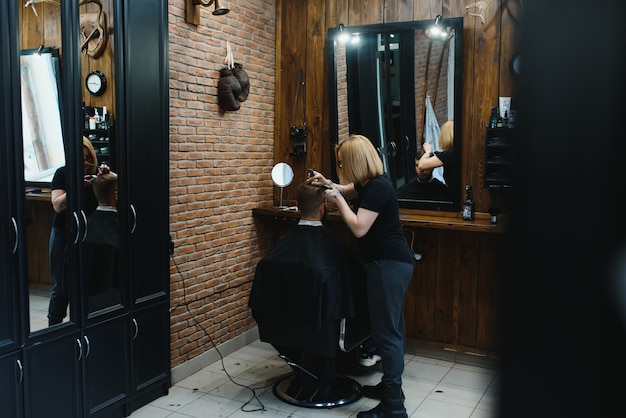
[
  {"xmin": 132, "ymin": 318, "xmax": 139, "ymax": 339},
  {"xmin": 16, "ymin": 359, "xmax": 23, "ymax": 384},
  {"xmin": 81, "ymin": 210, "xmax": 88, "ymax": 242},
  {"xmin": 130, "ymin": 204, "xmax": 137, "ymax": 234},
  {"xmin": 11, "ymin": 217, "xmax": 18, "ymax": 254},
  {"xmin": 72, "ymin": 212, "xmax": 81, "ymax": 244},
  {"xmin": 388, "ymin": 141, "xmax": 397, "ymax": 157},
  {"xmin": 76, "ymin": 338, "xmax": 83, "ymax": 361},
  {"xmin": 84, "ymin": 335, "xmax": 91, "ymax": 358}
]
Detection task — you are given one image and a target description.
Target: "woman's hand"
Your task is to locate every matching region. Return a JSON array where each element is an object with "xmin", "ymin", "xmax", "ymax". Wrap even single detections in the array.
[
  {"xmin": 423, "ymin": 142, "xmax": 433, "ymax": 154},
  {"xmin": 97, "ymin": 164, "xmax": 110, "ymax": 175},
  {"xmin": 324, "ymin": 187, "xmax": 342, "ymax": 203},
  {"xmin": 306, "ymin": 169, "xmax": 329, "ymax": 187}
]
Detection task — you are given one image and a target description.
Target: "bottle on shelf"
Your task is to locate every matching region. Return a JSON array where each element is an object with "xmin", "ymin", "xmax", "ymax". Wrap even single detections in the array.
[
  {"xmin": 462, "ymin": 185, "xmax": 475, "ymax": 221},
  {"xmin": 489, "ymin": 107, "xmax": 498, "ymax": 128}
]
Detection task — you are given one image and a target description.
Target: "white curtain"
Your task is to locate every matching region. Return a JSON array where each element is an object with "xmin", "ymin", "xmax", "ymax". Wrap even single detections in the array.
[{"xmin": 424, "ymin": 94, "xmax": 445, "ymax": 184}]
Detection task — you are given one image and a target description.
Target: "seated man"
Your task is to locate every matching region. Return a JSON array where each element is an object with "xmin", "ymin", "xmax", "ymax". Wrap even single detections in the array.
[
  {"xmin": 83, "ymin": 172, "xmax": 120, "ymax": 312},
  {"xmin": 397, "ymin": 147, "xmax": 449, "ymax": 201},
  {"xmin": 249, "ymin": 182, "xmax": 364, "ymax": 403}
]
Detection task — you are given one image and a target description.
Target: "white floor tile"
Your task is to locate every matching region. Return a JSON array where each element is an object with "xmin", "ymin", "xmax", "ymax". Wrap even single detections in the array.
[{"xmin": 134, "ymin": 339, "xmax": 502, "ymax": 418}]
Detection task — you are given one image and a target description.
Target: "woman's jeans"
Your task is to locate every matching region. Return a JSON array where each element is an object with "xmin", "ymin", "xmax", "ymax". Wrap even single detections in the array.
[
  {"xmin": 48, "ymin": 226, "xmax": 68, "ymax": 325},
  {"xmin": 364, "ymin": 259, "xmax": 414, "ymax": 386}
]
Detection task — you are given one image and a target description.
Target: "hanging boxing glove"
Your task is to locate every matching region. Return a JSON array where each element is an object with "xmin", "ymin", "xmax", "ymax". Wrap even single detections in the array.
[
  {"xmin": 217, "ymin": 67, "xmax": 242, "ymax": 111},
  {"xmin": 232, "ymin": 63, "xmax": 250, "ymax": 102}
]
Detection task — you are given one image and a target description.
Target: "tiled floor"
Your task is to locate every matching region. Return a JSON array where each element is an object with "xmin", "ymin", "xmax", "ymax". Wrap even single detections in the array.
[{"xmin": 129, "ymin": 340, "xmax": 500, "ymax": 418}]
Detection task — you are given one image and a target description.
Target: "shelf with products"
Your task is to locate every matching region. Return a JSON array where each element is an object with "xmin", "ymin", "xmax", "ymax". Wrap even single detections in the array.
[
  {"xmin": 484, "ymin": 127, "xmax": 517, "ymax": 190},
  {"xmin": 84, "ymin": 127, "xmax": 114, "ymax": 169},
  {"xmin": 83, "ymin": 105, "xmax": 115, "ymax": 169}
]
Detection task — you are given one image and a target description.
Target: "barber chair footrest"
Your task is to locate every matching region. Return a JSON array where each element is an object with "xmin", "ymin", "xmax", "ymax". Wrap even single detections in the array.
[{"xmin": 272, "ymin": 374, "xmax": 362, "ymax": 408}]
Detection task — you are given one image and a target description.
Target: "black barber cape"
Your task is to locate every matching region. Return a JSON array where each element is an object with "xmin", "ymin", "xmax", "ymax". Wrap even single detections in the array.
[{"xmin": 249, "ymin": 224, "xmax": 363, "ymax": 357}]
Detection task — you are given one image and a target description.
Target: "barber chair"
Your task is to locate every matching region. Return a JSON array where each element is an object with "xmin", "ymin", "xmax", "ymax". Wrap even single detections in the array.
[
  {"xmin": 271, "ymin": 315, "xmax": 370, "ymax": 408},
  {"xmin": 249, "ymin": 240, "xmax": 371, "ymax": 409}
]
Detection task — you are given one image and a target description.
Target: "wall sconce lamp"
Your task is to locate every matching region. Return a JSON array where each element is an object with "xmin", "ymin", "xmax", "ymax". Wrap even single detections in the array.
[
  {"xmin": 185, "ymin": 0, "xmax": 229, "ymax": 26},
  {"xmin": 36, "ymin": 44, "xmax": 45, "ymax": 55},
  {"xmin": 425, "ymin": 15, "xmax": 453, "ymax": 41},
  {"xmin": 337, "ymin": 23, "xmax": 350, "ymax": 44}
]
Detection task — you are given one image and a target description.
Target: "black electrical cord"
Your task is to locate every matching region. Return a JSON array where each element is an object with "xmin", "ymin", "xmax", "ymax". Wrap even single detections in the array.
[{"xmin": 169, "ymin": 248, "xmax": 275, "ymax": 412}]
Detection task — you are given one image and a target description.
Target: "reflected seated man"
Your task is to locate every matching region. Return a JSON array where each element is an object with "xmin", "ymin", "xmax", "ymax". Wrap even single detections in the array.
[
  {"xmin": 249, "ymin": 183, "xmax": 365, "ymax": 403},
  {"xmin": 83, "ymin": 172, "xmax": 120, "ymax": 312},
  {"xmin": 396, "ymin": 147, "xmax": 449, "ymax": 201}
]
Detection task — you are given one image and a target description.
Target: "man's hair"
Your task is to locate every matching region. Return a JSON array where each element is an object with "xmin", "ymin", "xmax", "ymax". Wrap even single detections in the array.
[
  {"xmin": 93, "ymin": 173, "xmax": 118, "ymax": 204},
  {"xmin": 297, "ymin": 183, "xmax": 326, "ymax": 218},
  {"xmin": 335, "ymin": 134, "xmax": 384, "ymax": 184}
]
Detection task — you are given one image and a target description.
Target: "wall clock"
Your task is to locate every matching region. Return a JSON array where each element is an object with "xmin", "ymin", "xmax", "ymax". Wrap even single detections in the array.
[{"xmin": 86, "ymin": 70, "xmax": 107, "ymax": 96}]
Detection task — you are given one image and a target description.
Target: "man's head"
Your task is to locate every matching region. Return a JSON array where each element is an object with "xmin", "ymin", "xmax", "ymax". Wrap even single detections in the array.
[
  {"xmin": 93, "ymin": 172, "xmax": 118, "ymax": 207},
  {"xmin": 414, "ymin": 148, "xmax": 434, "ymax": 183},
  {"xmin": 297, "ymin": 182, "xmax": 326, "ymax": 221}
]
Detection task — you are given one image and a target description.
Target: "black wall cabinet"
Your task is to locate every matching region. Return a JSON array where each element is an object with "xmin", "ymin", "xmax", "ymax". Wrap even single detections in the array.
[
  {"xmin": 484, "ymin": 127, "xmax": 517, "ymax": 190},
  {"xmin": 0, "ymin": 1, "xmax": 170, "ymax": 417}
]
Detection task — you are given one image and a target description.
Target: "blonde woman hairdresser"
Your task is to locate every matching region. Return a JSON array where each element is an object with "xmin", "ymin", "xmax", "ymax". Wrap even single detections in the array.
[
  {"xmin": 48, "ymin": 137, "xmax": 110, "ymax": 326},
  {"xmin": 308, "ymin": 134, "xmax": 414, "ymax": 418}
]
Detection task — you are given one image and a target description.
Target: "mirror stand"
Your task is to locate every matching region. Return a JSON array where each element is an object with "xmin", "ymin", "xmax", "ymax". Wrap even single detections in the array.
[{"xmin": 271, "ymin": 162, "xmax": 294, "ymax": 210}]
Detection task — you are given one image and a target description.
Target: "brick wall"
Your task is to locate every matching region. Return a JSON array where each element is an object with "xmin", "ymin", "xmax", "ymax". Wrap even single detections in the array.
[{"xmin": 167, "ymin": 0, "xmax": 277, "ymax": 368}]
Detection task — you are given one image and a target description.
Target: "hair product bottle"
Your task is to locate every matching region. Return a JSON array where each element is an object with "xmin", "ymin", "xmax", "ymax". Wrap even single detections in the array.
[{"xmin": 463, "ymin": 185, "xmax": 475, "ymax": 221}]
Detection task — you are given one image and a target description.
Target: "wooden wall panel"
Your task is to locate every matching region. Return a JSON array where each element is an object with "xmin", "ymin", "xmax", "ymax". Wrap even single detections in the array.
[
  {"xmin": 457, "ymin": 230, "xmax": 480, "ymax": 348},
  {"xmin": 276, "ymin": 0, "xmax": 518, "ymax": 214}
]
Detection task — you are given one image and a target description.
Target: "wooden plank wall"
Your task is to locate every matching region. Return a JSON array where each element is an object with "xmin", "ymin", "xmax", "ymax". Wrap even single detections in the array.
[{"xmin": 274, "ymin": 0, "xmax": 521, "ymax": 215}]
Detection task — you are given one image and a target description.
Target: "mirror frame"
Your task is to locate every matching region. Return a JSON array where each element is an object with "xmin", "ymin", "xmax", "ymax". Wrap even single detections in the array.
[{"xmin": 326, "ymin": 18, "xmax": 464, "ymax": 212}]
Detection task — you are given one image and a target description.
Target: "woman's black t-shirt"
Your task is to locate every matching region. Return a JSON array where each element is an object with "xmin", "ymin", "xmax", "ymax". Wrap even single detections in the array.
[
  {"xmin": 51, "ymin": 166, "xmax": 98, "ymax": 230},
  {"xmin": 353, "ymin": 175, "xmax": 415, "ymax": 265}
]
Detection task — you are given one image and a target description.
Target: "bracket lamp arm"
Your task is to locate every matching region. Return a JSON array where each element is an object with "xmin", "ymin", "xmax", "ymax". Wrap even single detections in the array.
[{"xmin": 185, "ymin": 0, "xmax": 229, "ymax": 26}]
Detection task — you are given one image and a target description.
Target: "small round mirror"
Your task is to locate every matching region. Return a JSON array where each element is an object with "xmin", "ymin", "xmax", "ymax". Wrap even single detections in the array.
[{"xmin": 271, "ymin": 162, "xmax": 294, "ymax": 187}]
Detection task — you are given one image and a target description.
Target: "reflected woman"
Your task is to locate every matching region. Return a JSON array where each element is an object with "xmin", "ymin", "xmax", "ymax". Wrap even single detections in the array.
[
  {"xmin": 47, "ymin": 137, "xmax": 107, "ymax": 326},
  {"xmin": 397, "ymin": 147, "xmax": 449, "ymax": 201},
  {"xmin": 417, "ymin": 120, "xmax": 457, "ymax": 199}
]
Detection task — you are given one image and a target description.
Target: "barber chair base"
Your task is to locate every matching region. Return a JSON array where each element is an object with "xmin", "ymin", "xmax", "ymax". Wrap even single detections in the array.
[{"xmin": 273, "ymin": 374, "xmax": 362, "ymax": 409}]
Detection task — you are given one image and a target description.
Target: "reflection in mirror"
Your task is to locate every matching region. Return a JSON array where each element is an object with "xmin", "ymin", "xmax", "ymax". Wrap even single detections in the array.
[
  {"xmin": 21, "ymin": 47, "xmax": 65, "ymax": 185},
  {"xmin": 327, "ymin": 18, "xmax": 463, "ymax": 211},
  {"xmin": 83, "ymin": 173, "xmax": 120, "ymax": 315},
  {"xmin": 80, "ymin": 0, "xmax": 121, "ymax": 318},
  {"xmin": 271, "ymin": 162, "xmax": 294, "ymax": 210},
  {"xmin": 19, "ymin": 3, "xmax": 66, "ymax": 332}
]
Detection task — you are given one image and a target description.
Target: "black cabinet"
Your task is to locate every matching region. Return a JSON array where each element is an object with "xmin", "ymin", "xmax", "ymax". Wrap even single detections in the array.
[
  {"xmin": 1, "ymin": 0, "xmax": 170, "ymax": 417},
  {"xmin": 0, "ymin": 351, "xmax": 23, "ymax": 418},
  {"xmin": 484, "ymin": 127, "xmax": 517, "ymax": 189},
  {"xmin": 128, "ymin": 302, "xmax": 170, "ymax": 412},
  {"xmin": 82, "ymin": 317, "xmax": 130, "ymax": 417},
  {"xmin": 22, "ymin": 333, "xmax": 82, "ymax": 418}
]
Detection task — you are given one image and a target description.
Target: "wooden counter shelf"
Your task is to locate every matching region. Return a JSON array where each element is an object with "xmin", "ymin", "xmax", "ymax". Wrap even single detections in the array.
[{"xmin": 252, "ymin": 206, "xmax": 508, "ymax": 234}]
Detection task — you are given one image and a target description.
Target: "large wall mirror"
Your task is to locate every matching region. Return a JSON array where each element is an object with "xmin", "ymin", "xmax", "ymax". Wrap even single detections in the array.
[
  {"xmin": 327, "ymin": 17, "xmax": 463, "ymax": 211},
  {"xmin": 19, "ymin": 0, "xmax": 121, "ymax": 334},
  {"xmin": 21, "ymin": 47, "xmax": 65, "ymax": 186}
]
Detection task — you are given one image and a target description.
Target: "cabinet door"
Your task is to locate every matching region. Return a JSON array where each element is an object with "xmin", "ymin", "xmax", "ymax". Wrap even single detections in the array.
[
  {"xmin": 122, "ymin": 0, "xmax": 170, "ymax": 309},
  {"xmin": 0, "ymin": 0, "xmax": 21, "ymax": 357},
  {"xmin": 82, "ymin": 315, "xmax": 130, "ymax": 417},
  {"xmin": 0, "ymin": 351, "xmax": 23, "ymax": 418},
  {"xmin": 128, "ymin": 302, "xmax": 170, "ymax": 412},
  {"xmin": 22, "ymin": 332, "xmax": 82, "ymax": 418}
]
